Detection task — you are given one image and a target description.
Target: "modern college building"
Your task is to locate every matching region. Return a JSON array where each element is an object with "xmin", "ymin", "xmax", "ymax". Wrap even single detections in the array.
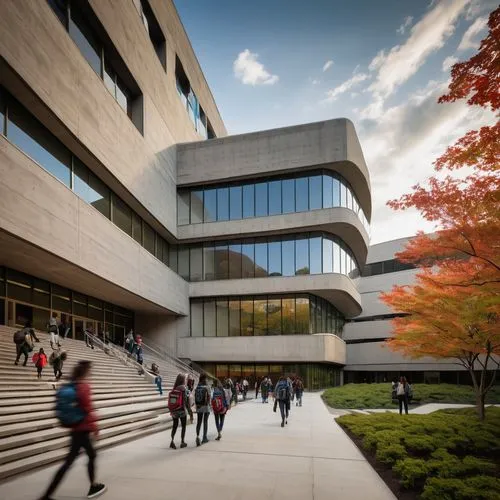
[{"xmin": 0, "ymin": 0, "xmax": 468, "ymax": 388}]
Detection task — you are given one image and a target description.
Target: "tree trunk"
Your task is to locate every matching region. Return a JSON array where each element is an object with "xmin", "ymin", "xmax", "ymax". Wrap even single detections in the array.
[{"xmin": 477, "ymin": 392, "xmax": 485, "ymax": 421}]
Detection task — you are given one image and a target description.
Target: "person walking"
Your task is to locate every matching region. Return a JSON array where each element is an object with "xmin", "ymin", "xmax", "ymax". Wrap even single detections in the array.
[
  {"xmin": 295, "ymin": 378, "xmax": 304, "ymax": 407},
  {"xmin": 32, "ymin": 348, "xmax": 48, "ymax": 379},
  {"xmin": 125, "ymin": 330, "xmax": 134, "ymax": 354},
  {"xmin": 273, "ymin": 376, "xmax": 291, "ymax": 427},
  {"xmin": 255, "ymin": 379, "xmax": 260, "ymax": 400},
  {"xmin": 168, "ymin": 373, "xmax": 193, "ymax": 449},
  {"xmin": 149, "ymin": 363, "xmax": 163, "ymax": 396},
  {"xmin": 50, "ymin": 349, "xmax": 67, "ymax": 381},
  {"xmin": 396, "ymin": 376, "xmax": 410, "ymax": 415},
  {"xmin": 260, "ymin": 377, "xmax": 269, "ymax": 403},
  {"xmin": 242, "ymin": 378, "xmax": 249, "ymax": 400},
  {"xmin": 194, "ymin": 374, "xmax": 211, "ymax": 446},
  {"xmin": 212, "ymin": 379, "xmax": 229, "ymax": 441},
  {"xmin": 14, "ymin": 321, "xmax": 39, "ymax": 366},
  {"xmin": 38, "ymin": 360, "xmax": 106, "ymax": 500}
]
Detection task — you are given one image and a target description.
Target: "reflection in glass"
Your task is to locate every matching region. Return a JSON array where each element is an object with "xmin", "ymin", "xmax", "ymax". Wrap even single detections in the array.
[
  {"xmin": 190, "ymin": 301, "xmax": 203, "ymax": 337},
  {"xmin": 295, "ymin": 237, "xmax": 309, "ymax": 275},
  {"xmin": 203, "ymin": 244, "xmax": 215, "ymax": 280},
  {"xmin": 242, "ymin": 184, "xmax": 255, "ymax": 218},
  {"xmin": 215, "ymin": 244, "xmax": 229, "ymax": 280},
  {"xmin": 323, "ymin": 174, "xmax": 333, "ymax": 208},
  {"xmin": 323, "ymin": 238, "xmax": 333, "ymax": 273},
  {"xmin": 143, "ymin": 222, "xmax": 155, "ymax": 254},
  {"xmin": 253, "ymin": 299, "xmax": 267, "ymax": 335},
  {"xmin": 240, "ymin": 299, "xmax": 254, "ymax": 336},
  {"xmin": 112, "ymin": 196, "xmax": 132, "ymax": 236},
  {"xmin": 189, "ymin": 246, "xmax": 202, "ymax": 282},
  {"xmin": 296, "ymin": 297, "xmax": 309, "ymax": 333},
  {"xmin": 255, "ymin": 241, "xmax": 268, "ymax": 277},
  {"xmin": 203, "ymin": 300, "xmax": 216, "ymax": 337},
  {"xmin": 268, "ymin": 240, "xmax": 282, "ymax": 276},
  {"xmin": 216, "ymin": 299, "xmax": 229, "ymax": 337},
  {"xmin": 69, "ymin": 8, "xmax": 101, "ymax": 76},
  {"xmin": 295, "ymin": 177, "xmax": 309, "ymax": 212},
  {"xmin": 132, "ymin": 213, "xmax": 142, "ymax": 244},
  {"xmin": 178, "ymin": 247, "xmax": 189, "ymax": 280},
  {"xmin": 309, "ymin": 237, "xmax": 322, "ymax": 274},
  {"xmin": 309, "ymin": 175, "xmax": 322, "ymax": 210},
  {"xmin": 241, "ymin": 242, "xmax": 255, "ymax": 278},
  {"xmin": 177, "ymin": 191, "xmax": 190, "ymax": 225},
  {"xmin": 340, "ymin": 179, "xmax": 348, "ymax": 208},
  {"xmin": 229, "ymin": 186, "xmax": 242, "ymax": 220},
  {"xmin": 255, "ymin": 182, "xmax": 268, "ymax": 217},
  {"xmin": 74, "ymin": 158, "xmax": 90, "ymax": 202},
  {"xmin": 282, "ymin": 179, "xmax": 295, "ymax": 213},
  {"xmin": 190, "ymin": 190, "xmax": 203, "ymax": 224},
  {"xmin": 333, "ymin": 240, "xmax": 341, "ymax": 273},
  {"xmin": 282, "ymin": 297, "xmax": 295, "ymax": 334},
  {"xmin": 88, "ymin": 174, "xmax": 110, "ymax": 218},
  {"xmin": 204, "ymin": 188, "xmax": 217, "ymax": 222},
  {"xmin": 229, "ymin": 243, "xmax": 242, "ymax": 279},
  {"xmin": 229, "ymin": 300, "xmax": 240, "ymax": 336},
  {"xmin": 267, "ymin": 298, "xmax": 282, "ymax": 335},
  {"xmin": 217, "ymin": 187, "xmax": 229, "ymax": 221},
  {"xmin": 282, "ymin": 240, "xmax": 295, "ymax": 277},
  {"xmin": 268, "ymin": 180, "xmax": 282, "ymax": 215},
  {"xmin": 332, "ymin": 175, "xmax": 340, "ymax": 206}
]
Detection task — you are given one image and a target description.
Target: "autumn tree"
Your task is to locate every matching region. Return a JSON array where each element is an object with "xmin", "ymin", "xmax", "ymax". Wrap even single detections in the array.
[{"xmin": 382, "ymin": 7, "xmax": 500, "ymax": 420}]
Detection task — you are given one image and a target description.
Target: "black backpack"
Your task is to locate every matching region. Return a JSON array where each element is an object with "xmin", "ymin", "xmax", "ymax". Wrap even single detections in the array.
[
  {"xmin": 13, "ymin": 330, "xmax": 25, "ymax": 345},
  {"xmin": 195, "ymin": 385, "xmax": 209, "ymax": 407},
  {"xmin": 277, "ymin": 383, "xmax": 288, "ymax": 401}
]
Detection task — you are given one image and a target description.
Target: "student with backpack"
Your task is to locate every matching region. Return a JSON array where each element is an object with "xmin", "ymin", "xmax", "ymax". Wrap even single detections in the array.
[
  {"xmin": 194, "ymin": 374, "xmax": 211, "ymax": 446},
  {"xmin": 14, "ymin": 321, "xmax": 39, "ymax": 366},
  {"xmin": 260, "ymin": 377, "xmax": 269, "ymax": 403},
  {"xmin": 50, "ymin": 349, "xmax": 67, "ymax": 380},
  {"xmin": 295, "ymin": 378, "xmax": 304, "ymax": 407},
  {"xmin": 39, "ymin": 360, "xmax": 106, "ymax": 500},
  {"xmin": 167, "ymin": 373, "xmax": 193, "ymax": 449},
  {"xmin": 273, "ymin": 376, "xmax": 291, "ymax": 427},
  {"xmin": 32, "ymin": 348, "xmax": 48, "ymax": 379},
  {"xmin": 212, "ymin": 379, "xmax": 229, "ymax": 441}
]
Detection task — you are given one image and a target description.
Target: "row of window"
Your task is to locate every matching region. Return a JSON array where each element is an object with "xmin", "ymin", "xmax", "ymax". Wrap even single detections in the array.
[
  {"xmin": 359, "ymin": 259, "xmax": 415, "ymax": 277},
  {"xmin": 0, "ymin": 87, "xmax": 171, "ymax": 268},
  {"xmin": 139, "ymin": 0, "xmax": 167, "ymax": 71},
  {"xmin": 177, "ymin": 171, "xmax": 370, "ymax": 232},
  {"xmin": 174, "ymin": 233, "xmax": 358, "ymax": 282},
  {"xmin": 190, "ymin": 295, "xmax": 344, "ymax": 338},
  {"xmin": 48, "ymin": 0, "xmax": 142, "ymax": 132},
  {"xmin": 176, "ymin": 57, "xmax": 216, "ymax": 139}
]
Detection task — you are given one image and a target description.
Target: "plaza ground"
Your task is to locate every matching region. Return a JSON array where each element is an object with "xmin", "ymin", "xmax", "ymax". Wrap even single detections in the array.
[{"xmin": 0, "ymin": 393, "xmax": 395, "ymax": 500}]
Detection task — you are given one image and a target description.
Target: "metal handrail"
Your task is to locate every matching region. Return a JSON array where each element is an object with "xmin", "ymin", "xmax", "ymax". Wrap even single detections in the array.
[{"xmin": 139, "ymin": 338, "xmax": 194, "ymax": 374}]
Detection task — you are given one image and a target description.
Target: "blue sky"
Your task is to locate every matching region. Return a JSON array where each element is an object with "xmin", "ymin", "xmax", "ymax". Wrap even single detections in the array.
[{"xmin": 175, "ymin": 0, "xmax": 496, "ymax": 243}]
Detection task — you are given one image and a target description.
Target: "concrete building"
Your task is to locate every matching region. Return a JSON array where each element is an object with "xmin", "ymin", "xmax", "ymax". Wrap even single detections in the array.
[{"xmin": 0, "ymin": 0, "xmax": 468, "ymax": 388}]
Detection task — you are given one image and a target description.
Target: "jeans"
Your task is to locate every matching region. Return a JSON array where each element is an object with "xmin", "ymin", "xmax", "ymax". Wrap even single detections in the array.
[
  {"xmin": 155, "ymin": 376, "xmax": 163, "ymax": 395},
  {"xmin": 295, "ymin": 391, "xmax": 302, "ymax": 406},
  {"xmin": 196, "ymin": 412, "xmax": 209, "ymax": 438},
  {"xmin": 43, "ymin": 431, "xmax": 96, "ymax": 498},
  {"xmin": 214, "ymin": 413, "xmax": 225, "ymax": 433},
  {"xmin": 37, "ymin": 366, "xmax": 43, "ymax": 378},
  {"xmin": 171, "ymin": 415, "xmax": 187, "ymax": 442},
  {"xmin": 398, "ymin": 395, "xmax": 408, "ymax": 414},
  {"xmin": 15, "ymin": 345, "xmax": 28, "ymax": 365}
]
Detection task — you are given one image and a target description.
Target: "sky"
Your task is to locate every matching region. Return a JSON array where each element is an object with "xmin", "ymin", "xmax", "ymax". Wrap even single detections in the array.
[{"xmin": 174, "ymin": 0, "xmax": 496, "ymax": 244}]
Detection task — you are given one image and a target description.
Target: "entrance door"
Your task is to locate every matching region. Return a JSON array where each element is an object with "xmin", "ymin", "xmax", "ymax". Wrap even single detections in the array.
[{"xmin": 73, "ymin": 318, "xmax": 96, "ymax": 342}]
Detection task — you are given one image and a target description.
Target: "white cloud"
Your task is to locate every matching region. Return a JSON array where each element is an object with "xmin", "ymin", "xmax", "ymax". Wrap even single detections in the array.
[
  {"xmin": 233, "ymin": 49, "xmax": 279, "ymax": 86},
  {"xmin": 396, "ymin": 15, "xmax": 414, "ymax": 35},
  {"xmin": 369, "ymin": 50, "xmax": 386, "ymax": 72},
  {"xmin": 442, "ymin": 55, "xmax": 458, "ymax": 72},
  {"xmin": 457, "ymin": 16, "xmax": 487, "ymax": 51},
  {"xmin": 324, "ymin": 72, "xmax": 369, "ymax": 102},
  {"xmin": 322, "ymin": 60, "xmax": 334, "ymax": 72},
  {"xmin": 368, "ymin": 0, "xmax": 469, "ymax": 99}
]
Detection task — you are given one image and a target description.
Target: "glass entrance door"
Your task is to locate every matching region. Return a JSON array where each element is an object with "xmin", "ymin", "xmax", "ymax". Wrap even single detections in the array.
[{"xmin": 73, "ymin": 318, "xmax": 96, "ymax": 341}]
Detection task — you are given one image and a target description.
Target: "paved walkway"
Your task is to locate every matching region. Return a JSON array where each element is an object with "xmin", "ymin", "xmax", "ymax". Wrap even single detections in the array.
[
  {"xmin": 0, "ymin": 393, "xmax": 395, "ymax": 500},
  {"xmin": 357, "ymin": 403, "xmax": 500, "ymax": 415}
]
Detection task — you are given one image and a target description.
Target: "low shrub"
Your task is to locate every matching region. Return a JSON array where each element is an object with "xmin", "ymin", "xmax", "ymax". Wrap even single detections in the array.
[
  {"xmin": 393, "ymin": 458, "xmax": 428, "ymax": 488},
  {"xmin": 403, "ymin": 434, "xmax": 439, "ymax": 454},
  {"xmin": 375, "ymin": 443, "xmax": 407, "ymax": 465},
  {"xmin": 421, "ymin": 476, "xmax": 500, "ymax": 500}
]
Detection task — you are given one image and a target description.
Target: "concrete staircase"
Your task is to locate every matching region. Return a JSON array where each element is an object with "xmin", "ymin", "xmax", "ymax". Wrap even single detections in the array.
[{"xmin": 0, "ymin": 325, "xmax": 186, "ymax": 481}]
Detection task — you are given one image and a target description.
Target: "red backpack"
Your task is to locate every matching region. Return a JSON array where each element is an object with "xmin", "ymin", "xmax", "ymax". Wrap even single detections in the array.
[
  {"xmin": 167, "ymin": 388, "xmax": 184, "ymax": 413},
  {"xmin": 211, "ymin": 393, "xmax": 226, "ymax": 414}
]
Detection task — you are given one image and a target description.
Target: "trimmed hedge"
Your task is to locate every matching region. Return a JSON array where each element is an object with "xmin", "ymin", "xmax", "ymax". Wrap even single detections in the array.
[
  {"xmin": 322, "ymin": 383, "xmax": 500, "ymax": 409},
  {"xmin": 337, "ymin": 407, "xmax": 500, "ymax": 499}
]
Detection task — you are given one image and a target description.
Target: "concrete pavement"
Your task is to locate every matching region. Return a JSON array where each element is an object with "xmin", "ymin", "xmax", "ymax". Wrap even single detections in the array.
[{"xmin": 0, "ymin": 393, "xmax": 395, "ymax": 500}]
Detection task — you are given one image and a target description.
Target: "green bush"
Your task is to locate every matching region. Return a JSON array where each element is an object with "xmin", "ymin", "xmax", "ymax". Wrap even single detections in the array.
[
  {"xmin": 393, "ymin": 458, "xmax": 428, "ymax": 488},
  {"xmin": 422, "ymin": 476, "xmax": 500, "ymax": 500},
  {"xmin": 404, "ymin": 434, "xmax": 439, "ymax": 454},
  {"xmin": 376, "ymin": 443, "xmax": 407, "ymax": 465}
]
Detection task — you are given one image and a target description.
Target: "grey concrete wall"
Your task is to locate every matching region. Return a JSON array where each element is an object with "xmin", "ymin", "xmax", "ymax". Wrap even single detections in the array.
[
  {"xmin": 176, "ymin": 119, "xmax": 372, "ymax": 220},
  {"xmin": 178, "ymin": 333, "xmax": 346, "ymax": 364},
  {"xmin": 366, "ymin": 237, "xmax": 411, "ymax": 263},
  {"xmin": 178, "ymin": 207, "xmax": 369, "ymax": 266},
  {"xmin": 0, "ymin": 0, "xmax": 225, "ymax": 239},
  {"xmin": 0, "ymin": 137, "xmax": 189, "ymax": 315},
  {"xmin": 136, "ymin": 314, "xmax": 188, "ymax": 355},
  {"xmin": 189, "ymin": 273, "xmax": 362, "ymax": 318},
  {"xmin": 344, "ymin": 321, "xmax": 393, "ymax": 341}
]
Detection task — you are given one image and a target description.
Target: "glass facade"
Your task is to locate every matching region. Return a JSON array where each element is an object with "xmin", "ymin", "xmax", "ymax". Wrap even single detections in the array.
[
  {"xmin": 177, "ymin": 170, "xmax": 370, "ymax": 233},
  {"xmin": 0, "ymin": 267, "xmax": 133, "ymax": 345},
  {"xmin": 199, "ymin": 362, "xmax": 342, "ymax": 390},
  {"xmin": 190, "ymin": 294, "xmax": 344, "ymax": 337},
  {"xmin": 176, "ymin": 233, "xmax": 358, "ymax": 282},
  {"xmin": 0, "ymin": 87, "xmax": 171, "ymax": 271},
  {"xmin": 358, "ymin": 259, "xmax": 416, "ymax": 278}
]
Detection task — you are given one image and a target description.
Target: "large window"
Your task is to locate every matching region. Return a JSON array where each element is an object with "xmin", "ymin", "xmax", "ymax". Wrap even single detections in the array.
[
  {"xmin": 179, "ymin": 233, "xmax": 358, "ymax": 282},
  {"xmin": 189, "ymin": 294, "xmax": 344, "ymax": 338},
  {"xmin": 0, "ymin": 87, "xmax": 172, "ymax": 272},
  {"xmin": 48, "ymin": 0, "xmax": 143, "ymax": 133},
  {"xmin": 139, "ymin": 0, "xmax": 167, "ymax": 71},
  {"xmin": 177, "ymin": 170, "xmax": 369, "ymax": 232}
]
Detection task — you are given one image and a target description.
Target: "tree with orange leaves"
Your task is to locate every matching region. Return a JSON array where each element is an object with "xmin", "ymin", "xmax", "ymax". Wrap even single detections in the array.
[{"xmin": 382, "ymin": 7, "xmax": 499, "ymax": 420}]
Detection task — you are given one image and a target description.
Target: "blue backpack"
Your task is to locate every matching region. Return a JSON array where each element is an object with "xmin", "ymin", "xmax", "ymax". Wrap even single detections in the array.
[{"xmin": 55, "ymin": 383, "xmax": 85, "ymax": 428}]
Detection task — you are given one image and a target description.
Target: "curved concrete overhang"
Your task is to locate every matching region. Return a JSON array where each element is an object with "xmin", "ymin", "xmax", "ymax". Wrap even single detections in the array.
[
  {"xmin": 178, "ymin": 333, "xmax": 346, "ymax": 365},
  {"xmin": 189, "ymin": 273, "xmax": 362, "ymax": 318},
  {"xmin": 176, "ymin": 118, "xmax": 372, "ymax": 221},
  {"xmin": 177, "ymin": 207, "xmax": 369, "ymax": 267}
]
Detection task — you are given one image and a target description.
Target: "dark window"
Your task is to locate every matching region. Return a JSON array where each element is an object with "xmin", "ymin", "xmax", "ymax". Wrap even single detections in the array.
[
  {"xmin": 295, "ymin": 177, "xmax": 309, "ymax": 212},
  {"xmin": 88, "ymin": 172, "xmax": 110, "ymax": 218},
  {"xmin": 0, "ymin": 89, "xmax": 5, "ymax": 135},
  {"xmin": 241, "ymin": 241, "xmax": 255, "ymax": 278},
  {"xmin": 139, "ymin": 0, "xmax": 167, "ymax": 70},
  {"xmin": 112, "ymin": 196, "xmax": 132, "ymax": 236},
  {"xmin": 7, "ymin": 97, "xmax": 71, "ymax": 187},
  {"xmin": 132, "ymin": 213, "xmax": 142, "ymax": 244},
  {"xmin": 268, "ymin": 180, "xmax": 282, "ymax": 216},
  {"xmin": 229, "ymin": 186, "xmax": 242, "ymax": 220},
  {"xmin": 217, "ymin": 187, "xmax": 229, "ymax": 221},
  {"xmin": 48, "ymin": 0, "xmax": 68, "ymax": 27},
  {"xmin": 216, "ymin": 299, "xmax": 229, "ymax": 337},
  {"xmin": 295, "ymin": 237, "xmax": 309, "ymax": 275},
  {"xmin": 215, "ymin": 244, "xmax": 229, "ymax": 280},
  {"xmin": 178, "ymin": 247, "xmax": 189, "ymax": 280},
  {"xmin": 204, "ymin": 188, "xmax": 217, "ymax": 222},
  {"xmin": 255, "ymin": 182, "xmax": 268, "ymax": 217},
  {"xmin": 268, "ymin": 240, "xmax": 282, "ymax": 276},
  {"xmin": 229, "ymin": 243, "xmax": 242, "ymax": 279},
  {"xmin": 255, "ymin": 241, "xmax": 268, "ymax": 277},
  {"xmin": 229, "ymin": 300, "xmax": 240, "ymax": 336},
  {"xmin": 177, "ymin": 191, "xmax": 190, "ymax": 225},
  {"xmin": 190, "ymin": 246, "xmax": 202, "ymax": 282},
  {"xmin": 242, "ymin": 184, "xmax": 255, "ymax": 218},
  {"xmin": 282, "ymin": 239, "xmax": 295, "ymax": 277},
  {"xmin": 282, "ymin": 178, "xmax": 295, "ymax": 213},
  {"xmin": 143, "ymin": 223, "xmax": 155, "ymax": 254},
  {"xmin": 190, "ymin": 190, "xmax": 204, "ymax": 223},
  {"xmin": 203, "ymin": 244, "xmax": 215, "ymax": 280}
]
